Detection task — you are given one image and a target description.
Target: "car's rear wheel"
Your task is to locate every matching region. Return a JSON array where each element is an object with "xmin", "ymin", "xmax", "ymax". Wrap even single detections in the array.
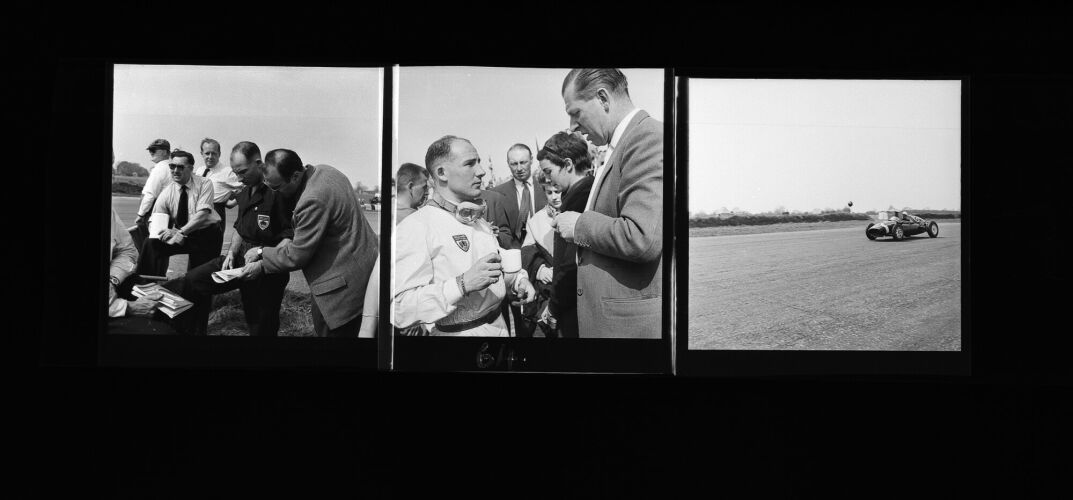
[
  {"xmin": 927, "ymin": 222, "xmax": 938, "ymax": 238},
  {"xmin": 866, "ymin": 223, "xmax": 877, "ymax": 240},
  {"xmin": 893, "ymin": 225, "xmax": 904, "ymax": 240}
]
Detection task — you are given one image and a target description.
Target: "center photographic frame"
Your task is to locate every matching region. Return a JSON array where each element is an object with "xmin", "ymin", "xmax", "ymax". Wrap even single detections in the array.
[{"xmin": 388, "ymin": 66, "xmax": 675, "ymax": 374}]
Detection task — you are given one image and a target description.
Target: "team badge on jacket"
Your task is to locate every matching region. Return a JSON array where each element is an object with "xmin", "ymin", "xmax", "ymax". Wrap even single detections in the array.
[
  {"xmin": 257, "ymin": 214, "xmax": 270, "ymax": 230},
  {"xmin": 453, "ymin": 234, "xmax": 470, "ymax": 252}
]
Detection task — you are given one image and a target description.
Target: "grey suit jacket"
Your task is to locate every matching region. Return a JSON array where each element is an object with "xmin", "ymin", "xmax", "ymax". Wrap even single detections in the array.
[
  {"xmin": 491, "ymin": 179, "xmax": 547, "ymax": 250},
  {"xmin": 573, "ymin": 110, "xmax": 663, "ymax": 338},
  {"xmin": 261, "ymin": 165, "xmax": 379, "ymax": 329}
]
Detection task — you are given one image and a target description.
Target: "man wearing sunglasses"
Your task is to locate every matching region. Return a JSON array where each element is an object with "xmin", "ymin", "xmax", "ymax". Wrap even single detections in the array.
[{"xmin": 135, "ymin": 150, "xmax": 224, "ymax": 279}]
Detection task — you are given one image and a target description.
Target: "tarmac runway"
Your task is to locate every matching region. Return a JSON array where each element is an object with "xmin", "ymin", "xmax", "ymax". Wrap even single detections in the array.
[{"xmin": 688, "ymin": 223, "xmax": 962, "ymax": 350}]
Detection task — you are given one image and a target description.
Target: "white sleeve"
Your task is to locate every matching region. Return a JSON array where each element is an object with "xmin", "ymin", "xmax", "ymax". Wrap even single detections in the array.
[
  {"xmin": 108, "ymin": 297, "xmax": 129, "ymax": 318},
  {"xmin": 138, "ymin": 165, "xmax": 169, "ymax": 216},
  {"xmin": 391, "ymin": 218, "xmax": 464, "ymax": 328}
]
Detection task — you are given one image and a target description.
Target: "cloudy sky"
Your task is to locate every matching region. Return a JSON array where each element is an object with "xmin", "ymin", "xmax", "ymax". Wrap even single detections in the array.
[
  {"xmin": 688, "ymin": 78, "xmax": 961, "ymax": 214},
  {"xmin": 395, "ymin": 67, "xmax": 664, "ymax": 184},
  {"xmin": 113, "ymin": 65, "xmax": 383, "ymax": 190}
]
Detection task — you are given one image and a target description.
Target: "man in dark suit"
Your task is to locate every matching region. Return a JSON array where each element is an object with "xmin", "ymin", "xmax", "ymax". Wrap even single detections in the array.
[
  {"xmin": 239, "ymin": 149, "xmax": 379, "ymax": 337},
  {"xmin": 552, "ymin": 69, "xmax": 663, "ymax": 339},
  {"xmin": 490, "ymin": 144, "xmax": 547, "ymax": 337}
]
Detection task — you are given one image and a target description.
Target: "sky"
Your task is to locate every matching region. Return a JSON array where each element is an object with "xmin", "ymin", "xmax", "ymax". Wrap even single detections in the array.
[
  {"xmin": 113, "ymin": 65, "xmax": 383, "ymax": 190},
  {"xmin": 395, "ymin": 67, "xmax": 664, "ymax": 184},
  {"xmin": 688, "ymin": 79, "xmax": 961, "ymax": 214}
]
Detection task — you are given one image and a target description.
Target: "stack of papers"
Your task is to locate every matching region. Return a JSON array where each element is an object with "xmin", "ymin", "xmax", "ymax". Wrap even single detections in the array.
[
  {"xmin": 132, "ymin": 283, "xmax": 193, "ymax": 318},
  {"xmin": 211, "ymin": 268, "xmax": 245, "ymax": 284}
]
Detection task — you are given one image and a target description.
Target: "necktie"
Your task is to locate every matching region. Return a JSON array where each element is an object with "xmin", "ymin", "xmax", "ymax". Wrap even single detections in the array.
[
  {"xmin": 175, "ymin": 185, "xmax": 189, "ymax": 228},
  {"xmin": 201, "ymin": 165, "xmax": 209, "ymax": 177},
  {"xmin": 519, "ymin": 182, "xmax": 531, "ymax": 222}
]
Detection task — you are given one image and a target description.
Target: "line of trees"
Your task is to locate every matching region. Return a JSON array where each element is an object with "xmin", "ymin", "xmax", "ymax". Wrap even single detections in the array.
[
  {"xmin": 690, "ymin": 212, "xmax": 871, "ymax": 228},
  {"xmin": 114, "ymin": 161, "xmax": 148, "ymax": 177}
]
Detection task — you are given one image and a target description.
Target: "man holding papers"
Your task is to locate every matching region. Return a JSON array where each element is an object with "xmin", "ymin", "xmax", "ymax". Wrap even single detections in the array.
[{"xmin": 178, "ymin": 141, "xmax": 295, "ymax": 336}]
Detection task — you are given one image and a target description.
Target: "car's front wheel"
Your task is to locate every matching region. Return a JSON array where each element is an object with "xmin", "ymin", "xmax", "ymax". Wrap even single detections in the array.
[
  {"xmin": 893, "ymin": 225, "xmax": 904, "ymax": 240},
  {"xmin": 866, "ymin": 224, "xmax": 877, "ymax": 240},
  {"xmin": 927, "ymin": 222, "xmax": 938, "ymax": 238}
]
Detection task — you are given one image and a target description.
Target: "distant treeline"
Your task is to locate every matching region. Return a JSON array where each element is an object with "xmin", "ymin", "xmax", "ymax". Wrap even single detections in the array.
[
  {"xmin": 112, "ymin": 175, "xmax": 146, "ymax": 195},
  {"xmin": 689, "ymin": 212, "xmax": 872, "ymax": 227},
  {"xmin": 914, "ymin": 212, "xmax": 961, "ymax": 219}
]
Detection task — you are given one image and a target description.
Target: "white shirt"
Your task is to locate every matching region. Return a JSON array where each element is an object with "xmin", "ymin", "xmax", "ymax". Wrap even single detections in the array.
[
  {"xmin": 152, "ymin": 175, "xmax": 220, "ymax": 226},
  {"xmin": 137, "ymin": 159, "xmax": 173, "ymax": 217},
  {"xmin": 196, "ymin": 162, "xmax": 244, "ymax": 204},
  {"xmin": 392, "ymin": 202, "xmax": 529, "ymax": 336},
  {"xmin": 584, "ymin": 107, "xmax": 642, "ymax": 212},
  {"xmin": 513, "ymin": 178, "xmax": 536, "ymax": 217},
  {"xmin": 522, "ymin": 207, "xmax": 556, "ymax": 256},
  {"xmin": 108, "ymin": 208, "xmax": 138, "ymax": 317}
]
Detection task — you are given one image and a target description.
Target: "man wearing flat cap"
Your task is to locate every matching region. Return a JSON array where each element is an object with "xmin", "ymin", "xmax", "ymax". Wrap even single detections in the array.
[{"xmin": 131, "ymin": 138, "xmax": 174, "ymax": 249}]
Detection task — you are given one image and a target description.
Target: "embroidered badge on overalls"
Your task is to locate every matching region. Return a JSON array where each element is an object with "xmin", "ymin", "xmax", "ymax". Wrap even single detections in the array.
[
  {"xmin": 257, "ymin": 214, "xmax": 270, "ymax": 230},
  {"xmin": 453, "ymin": 234, "xmax": 470, "ymax": 252}
]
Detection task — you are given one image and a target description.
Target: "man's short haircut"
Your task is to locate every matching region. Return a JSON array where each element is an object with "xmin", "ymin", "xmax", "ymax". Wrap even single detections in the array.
[
  {"xmin": 424, "ymin": 135, "xmax": 471, "ymax": 173},
  {"xmin": 536, "ymin": 131, "xmax": 593, "ymax": 173},
  {"xmin": 507, "ymin": 143, "xmax": 532, "ymax": 159},
  {"xmin": 397, "ymin": 162, "xmax": 429, "ymax": 187},
  {"xmin": 562, "ymin": 68, "xmax": 629, "ymax": 100},
  {"xmin": 231, "ymin": 141, "xmax": 262, "ymax": 161},
  {"xmin": 170, "ymin": 150, "xmax": 196, "ymax": 166},
  {"xmin": 265, "ymin": 149, "xmax": 305, "ymax": 179},
  {"xmin": 200, "ymin": 137, "xmax": 221, "ymax": 153}
]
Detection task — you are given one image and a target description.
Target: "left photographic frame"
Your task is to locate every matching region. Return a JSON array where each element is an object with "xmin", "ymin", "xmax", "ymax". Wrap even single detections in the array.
[{"xmin": 100, "ymin": 64, "xmax": 389, "ymax": 368}]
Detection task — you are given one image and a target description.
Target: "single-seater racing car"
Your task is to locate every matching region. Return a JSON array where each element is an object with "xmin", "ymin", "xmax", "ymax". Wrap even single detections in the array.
[{"xmin": 866, "ymin": 210, "xmax": 938, "ymax": 240}]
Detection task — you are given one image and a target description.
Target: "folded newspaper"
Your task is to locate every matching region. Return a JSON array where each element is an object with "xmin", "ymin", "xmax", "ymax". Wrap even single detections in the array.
[
  {"xmin": 211, "ymin": 268, "xmax": 245, "ymax": 284},
  {"xmin": 131, "ymin": 283, "xmax": 193, "ymax": 318}
]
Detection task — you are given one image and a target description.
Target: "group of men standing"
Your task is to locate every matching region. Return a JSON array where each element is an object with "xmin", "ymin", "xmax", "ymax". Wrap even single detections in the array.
[
  {"xmin": 392, "ymin": 68, "xmax": 663, "ymax": 339},
  {"xmin": 108, "ymin": 138, "xmax": 379, "ymax": 337}
]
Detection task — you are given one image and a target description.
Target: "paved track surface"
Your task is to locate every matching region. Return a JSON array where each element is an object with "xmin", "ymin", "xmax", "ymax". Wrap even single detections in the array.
[
  {"xmin": 111, "ymin": 196, "xmax": 382, "ymax": 293},
  {"xmin": 688, "ymin": 223, "xmax": 961, "ymax": 350}
]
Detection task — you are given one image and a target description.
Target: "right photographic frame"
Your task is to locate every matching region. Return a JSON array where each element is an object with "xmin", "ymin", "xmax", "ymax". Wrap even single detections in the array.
[{"xmin": 675, "ymin": 72, "xmax": 970, "ymax": 376}]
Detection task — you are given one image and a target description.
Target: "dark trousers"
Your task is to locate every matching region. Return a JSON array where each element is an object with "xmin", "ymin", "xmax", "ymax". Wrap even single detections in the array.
[
  {"xmin": 136, "ymin": 225, "xmax": 223, "ymax": 277},
  {"xmin": 213, "ymin": 202, "xmax": 228, "ymax": 232},
  {"xmin": 311, "ymin": 300, "xmax": 362, "ymax": 337},
  {"xmin": 183, "ymin": 255, "xmax": 290, "ymax": 336},
  {"xmin": 508, "ymin": 303, "xmax": 536, "ymax": 338},
  {"xmin": 557, "ymin": 307, "xmax": 579, "ymax": 339}
]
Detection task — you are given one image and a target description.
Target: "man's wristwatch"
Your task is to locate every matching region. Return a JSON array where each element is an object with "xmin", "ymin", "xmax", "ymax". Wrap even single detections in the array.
[
  {"xmin": 256, "ymin": 247, "xmax": 263, "ymax": 257},
  {"xmin": 109, "ymin": 275, "xmax": 121, "ymax": 287}
]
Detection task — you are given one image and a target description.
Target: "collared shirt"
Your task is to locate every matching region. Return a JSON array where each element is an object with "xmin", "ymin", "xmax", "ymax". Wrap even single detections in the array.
[
  {"xmin": 196, "ymin": 162, "xmax": 244, "ymax": 204},
  {"xmin": 108, "ymin": 208, "xmax": 138, "ymax": 317},
  {"xmin": 233, "ymin": 184, "xmax": 294, "ymax": 247},
  {"xmin": 584, "ymin": 107, "xmax": 642, "ymax": 212},
  {"xmin": 152, "ymin": 175, "xmax": 219, "ymax": 227},
  {"xmin": 137, "ymin": 159, "xmax": 173, "ymax": 216},
  {"xmin": 513, "ymin": 178, "xmax": 536, "ymax": 217},
  {"xmin": 392, "ymin": 199, "xmax": 528, "ymax": 337}
]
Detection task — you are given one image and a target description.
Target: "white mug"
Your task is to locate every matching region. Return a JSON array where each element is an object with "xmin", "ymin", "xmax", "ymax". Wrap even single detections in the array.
[
  {"xmin": 148, "ymin": 213, "xmax": 170, "ymax": 239},
  {"xmin": 500, "ymin": 248, "xmax": 522, "ymax": 274}
]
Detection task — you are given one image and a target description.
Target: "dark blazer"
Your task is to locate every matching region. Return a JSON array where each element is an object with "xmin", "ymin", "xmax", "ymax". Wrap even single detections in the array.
[
  {"xmin": 261, "ymin": 165, "xmax": 379, "ymax": 329},
  {"xmin": 549, "ymin": 175, "xmax": 592, "ymax": 323},
  {"xmin": 481, "ymin": 189, "xmax": 510, "ymax": 248},
  {"xmin": 573, "ymin": 110, "xmax": 663, "ymax": 339},
  {"xmin": 490, "ymin": 178, "xmax": 547, "ymax": 250}
]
